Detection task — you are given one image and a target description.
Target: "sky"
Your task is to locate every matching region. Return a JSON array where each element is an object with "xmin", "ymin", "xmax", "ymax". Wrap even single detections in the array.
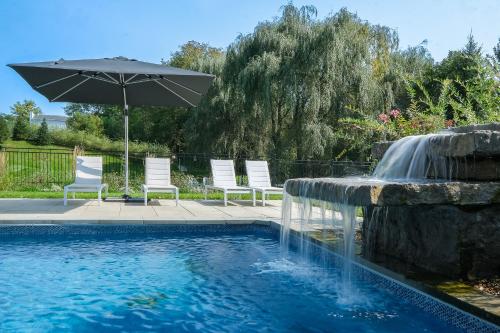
[{"xmin": 0, "ymin": 0, "xmax": 498, "ymax": 116}]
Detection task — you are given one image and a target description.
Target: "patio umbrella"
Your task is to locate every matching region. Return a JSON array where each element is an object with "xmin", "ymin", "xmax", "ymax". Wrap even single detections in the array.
[{"xmin": 8, "ymin": 56, "xmax": 214, "ymax": 198}]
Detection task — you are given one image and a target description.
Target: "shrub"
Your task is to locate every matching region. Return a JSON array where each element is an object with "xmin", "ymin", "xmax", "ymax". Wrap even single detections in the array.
[
  {"xmin": 49, "ymin": 129, "xmax": 170, "ymax": 155},
  {"xmin": 34, "ymin": 119, "xmax": 51, "ymax": 145},
  {"xmin": 12, "ymin": 115, "xmax": 30, "ymax": 141},
  {"xmin": 0, "ymin": 116, "xmax": 10, "ymax": 143},
  {"xmin": 66, "ymin": 112, "xmax": 104, "ymax": 136}
]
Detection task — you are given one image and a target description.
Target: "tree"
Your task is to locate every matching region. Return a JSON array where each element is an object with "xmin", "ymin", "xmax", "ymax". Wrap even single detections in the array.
[
  {"xmin": 12, "ymin": 113, "xmax": 31, "ymax": 141},
  {"xmin": 10, "ymin": 100, "xmax": 40, "ymax": 141},
  {"xmin": 185, "ymin": 5, "xmax": 413, "ymax": 160},
  {"xmin": 493, "ymin": 38, "xmax": 500, "ymax": 63},
  {"xmin": 66, "ymin": 112, "xmax": 104, "ymax": 136},
  {"xmin": 10, "ymin": 100, "xmax": 41, "ymax": 118},
  {"xmin": 164, "ymin": 40, "xmax": 222, "ymax": 68},
  {"xmin": 0, "ymin": 116, "xmax": 10, "ymax": 143},
  {"xmin": 34, "ymin": 118, "xmax": 51, "ymax": 145}
]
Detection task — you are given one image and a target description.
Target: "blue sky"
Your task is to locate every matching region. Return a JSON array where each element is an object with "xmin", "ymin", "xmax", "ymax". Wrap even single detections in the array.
[{"xmin": 1, "ymin": 0, "xmax": 498, "ymax": 115}]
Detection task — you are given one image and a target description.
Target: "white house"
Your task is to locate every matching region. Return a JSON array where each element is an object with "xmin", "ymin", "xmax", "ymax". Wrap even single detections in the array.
[{"xmin": 30, "ymin": 114, "xmax": 68, "ymax": 129}]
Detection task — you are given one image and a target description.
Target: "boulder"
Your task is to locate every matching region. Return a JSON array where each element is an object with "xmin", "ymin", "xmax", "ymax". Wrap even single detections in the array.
[
  {"xmin": 284, "ymin": 178, "xmax": 500, "ymax": 206},
  {"xmin": 363, "ymin": 204, "xmax": 500, "ymax": 279}
]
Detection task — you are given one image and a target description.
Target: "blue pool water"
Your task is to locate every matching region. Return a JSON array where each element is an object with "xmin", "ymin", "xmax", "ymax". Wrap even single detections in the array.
[{"xmin": 0, "ymin": 226, "xmax": 469, "ymax": 332}]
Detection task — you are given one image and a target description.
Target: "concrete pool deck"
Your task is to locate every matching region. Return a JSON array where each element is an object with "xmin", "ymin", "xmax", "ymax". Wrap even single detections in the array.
[{"xmin": 0, "ymin": 199, "xmax": 283, "ymax": 224}]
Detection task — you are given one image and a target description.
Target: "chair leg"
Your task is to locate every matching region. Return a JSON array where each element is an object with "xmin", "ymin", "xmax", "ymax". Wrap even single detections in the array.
[
  {"xmin": 144, "ymin": 191, "xmax": 148, "ymax": 206},
  {"xmin": 64, "ymin": 188, "xmax": 68, "ymax": 206},
  {"xmin": 98, "ymin": 189, "xmax": 102, "ymax": 206},
  {"xmin": 175, "ymin": 188, "xmax": 179, "ymax": 206},
  {"xmin": 105, "ymin": 185, "xmax": 108, "ymax": 199},
  {"xmin": 224, "ymin": 189, "xmax": 227, "ymax": 207},
  {"xmin": 252, "ymin": 190, "xmax": 256, "ymax": 207},
  {"xmin": 262, "ymin": 190, "xmax": 266, "ymax": 207},
  {"xmin": 204, "ymin": 186, "xmax": 208, "ymax": 200},
  {"xmin": 72, "ymin": 192, "xmax": 75, "ymax": 199}
]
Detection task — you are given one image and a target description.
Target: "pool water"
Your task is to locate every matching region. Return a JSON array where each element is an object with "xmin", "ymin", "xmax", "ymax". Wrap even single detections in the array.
[{"xmin": 0, "ymin": 227, "xmax": 464, "ymax": 332}]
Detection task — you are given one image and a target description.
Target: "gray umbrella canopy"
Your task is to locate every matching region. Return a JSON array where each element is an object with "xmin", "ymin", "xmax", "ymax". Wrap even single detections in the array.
[
  {"xmin": 8, "ymin": 56, "xmax": 214, "ymax": 198},
  {"xmin": 8, "ymin": 56, "xmax": 214, "ymax": 107}
]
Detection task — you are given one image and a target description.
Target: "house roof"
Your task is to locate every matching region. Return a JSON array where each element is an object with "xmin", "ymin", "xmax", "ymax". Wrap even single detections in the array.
[{"xmin": 31, "ymin": 115, "xmax": 68, "ymax": 122}]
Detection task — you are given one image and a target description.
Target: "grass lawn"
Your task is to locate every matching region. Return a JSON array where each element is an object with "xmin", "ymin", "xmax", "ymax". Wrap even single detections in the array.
[
  {"xmin": 0, "ymin": 191, "xmax": 282, "ymax": 201},
  {"xmin": 1, "ymin": 140, "xmax": 69, "ymax": 150}
]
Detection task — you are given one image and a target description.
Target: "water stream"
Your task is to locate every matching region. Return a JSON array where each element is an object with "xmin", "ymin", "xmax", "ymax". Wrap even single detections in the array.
[{"xmin": 280, "ymin": 132, "xmax": 454, "ymax": 304}]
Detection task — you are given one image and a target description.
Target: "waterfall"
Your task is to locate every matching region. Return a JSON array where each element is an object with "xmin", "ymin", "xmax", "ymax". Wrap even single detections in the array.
[
  {"xmin": 372, "ymin": 132, "xmax": 455, "ymax": 181},
  {"xmin": 280, "ymin": 179, "xmax": 359, "ymax": 303},
  {"xmin": 279, "ymin": 131, "xmax": 457, "ymax": 303}
]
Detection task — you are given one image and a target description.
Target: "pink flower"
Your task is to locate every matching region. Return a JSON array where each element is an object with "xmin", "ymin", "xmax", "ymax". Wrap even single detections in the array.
[
  {"xmin": 389, "ymin": 108, "xmax": 400, "ymax": 118},
  {"xmin": 378, "ymin": 113, "xmax": 389, "ymax": 124}
]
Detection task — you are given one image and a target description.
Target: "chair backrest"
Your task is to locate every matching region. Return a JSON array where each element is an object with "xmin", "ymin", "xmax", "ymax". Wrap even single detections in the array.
[
  {"xmin": 75, "ymin": 156, "xmax": 102, "ymax": 185},
  {"xmin": 245, "ymin": 160, "xmax": 272, "ymax": 188},
  {"xmin": 210, "ymin": 159, "xmax": 237, "ymax": 187},
  {"xmin": 145, "ymin": 158, "xmax": 171, "ymax": 186}
]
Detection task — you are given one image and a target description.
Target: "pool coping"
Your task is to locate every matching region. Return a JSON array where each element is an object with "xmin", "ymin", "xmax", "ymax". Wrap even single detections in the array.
[{"xmin": 0, "ymin": 218, "xmax": 279, "ymax": 225}]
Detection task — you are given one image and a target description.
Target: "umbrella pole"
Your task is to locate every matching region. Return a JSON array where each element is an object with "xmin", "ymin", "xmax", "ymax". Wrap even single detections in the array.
[
  {"xmin": 122, "ymin": 77, "xmax": 130, "ymax": 200},
  {"xmin": 124, "ymin": 104, "xmax": 129, "ymax": 198}
]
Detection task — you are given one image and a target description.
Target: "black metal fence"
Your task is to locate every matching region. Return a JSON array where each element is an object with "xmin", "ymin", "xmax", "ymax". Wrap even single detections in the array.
[{"xmin": 0, "ymin": 147, "xmax": 374, "ymax": 190}]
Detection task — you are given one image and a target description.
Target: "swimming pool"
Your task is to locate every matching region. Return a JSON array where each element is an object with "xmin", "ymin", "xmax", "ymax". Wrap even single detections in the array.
[{"xmin": 0, "ymin": 224, "xmax": 496, "ymax": 332}]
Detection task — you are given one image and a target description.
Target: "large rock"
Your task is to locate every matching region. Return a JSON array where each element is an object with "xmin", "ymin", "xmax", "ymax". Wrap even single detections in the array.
[
  {"xmin": 449, "ymin": 122, "xmax": 500, "ymax": 134},
  {"xmin": 429, "ymin": 130, "xmax": 500, "ymax": 158},
  {"xmin": 285, "ymin": 177, "xmax": 500, "ymax": 278},
  {"xmin": 363, "ymin": 204, "xmax": 500, "ymax": 279},
  {"xmin": 284, "ymin": 178, "xmax": 500, "ymax": 206}
]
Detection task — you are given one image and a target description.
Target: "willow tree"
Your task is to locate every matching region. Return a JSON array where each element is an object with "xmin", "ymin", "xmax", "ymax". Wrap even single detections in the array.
[{"xmin": 186, "ymin": 4, "xmax": 418, "ymax": 160}]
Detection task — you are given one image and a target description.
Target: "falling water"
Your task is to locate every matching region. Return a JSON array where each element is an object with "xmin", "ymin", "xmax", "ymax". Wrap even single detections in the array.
[
  {"xmin": 280, "ymin": 179, "xmax": 359, "ymax": 303},
  {"xmin": 280, "ymin": 131, "xmax": 457, "ymax": 303},
  {"xmin": 373, "ymin": 132, "xmax": 456, "ymax": 181}
]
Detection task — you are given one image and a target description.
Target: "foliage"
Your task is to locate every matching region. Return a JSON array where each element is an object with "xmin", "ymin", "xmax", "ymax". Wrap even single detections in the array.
[
  {"xmin": 164, "ymin": 40, "xmax": 223, "ymax": 68},
  {"xmin": 0, "ymin": 116, "xmax": 10, "ymax": 143},
  {"xmin": 20, "ymin": 6, "xmax": 500, "ymax": 162},
  {"xmin": 66, "ymin": 111, "xmax": 104, "ymax": 136},
  {"xmin": 10, "ymin": 100, "xmax": 41, "ymax": 118},
  {"xmin": 184, "ymin": 5, "xmax": 433, "ymax": 161},
  {"xmin": 494, "ymin": 38, "xmax": 500, "ymax": 63},
  {"xmin": 49, "ymin": 128, "xmax": 170, "ymax": 154},
  {"xmin": 12, "ymin": 114, "xmax": 31, "ymax": 141},
  {"xmin": 34, "ymin": 118, "xmax": 51, "ymax": 145}
]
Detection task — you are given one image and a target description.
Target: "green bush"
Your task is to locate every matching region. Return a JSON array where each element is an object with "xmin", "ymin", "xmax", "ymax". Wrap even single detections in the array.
[
  {"xmin": 66, "ymin": 112, "xmax": 104, "ymax": 136},
  {"xmin": 0, "ymin": 116, "xmax": 10, "ymax": 143},
  {"xmin": 49, "ymin": 129, "xmax": 170, "ymax": 155},
  {"xmin": 12, "ymin": 115, "xmax": 31, "ymax": 141},
  {"xmin": 35, "ymin": 119, "xmax": 51, "ymax": 145}
]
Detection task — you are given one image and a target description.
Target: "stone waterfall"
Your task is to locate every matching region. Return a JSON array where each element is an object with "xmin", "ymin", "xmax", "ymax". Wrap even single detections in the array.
[{"xmin": 281, "ymin": 123, "xmax": 500, "ymax": 280}]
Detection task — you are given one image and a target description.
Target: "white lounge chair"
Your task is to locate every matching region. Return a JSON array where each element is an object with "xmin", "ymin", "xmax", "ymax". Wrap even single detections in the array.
[
  {"xmin": 141, "ymin": 157, "xmax": 179, "ymax": 206},
  {"xmin": 245, "ymin": 160, "xmax": 282, "ymax": 206},
  {"xmin": 204, "ymin": 159, "xmax": 255, "ymax": 206},
  {"xmin": 64, "ymin": 156, "xmax": 108, "ymax": 206}
]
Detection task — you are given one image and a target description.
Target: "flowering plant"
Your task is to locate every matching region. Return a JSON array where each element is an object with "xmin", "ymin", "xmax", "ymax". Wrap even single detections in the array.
[
  {"xmin": 389, "ymin": 108, "xmax": 400, "ymax": 118},
  {"xmin": 377, "ymin": 113, "xmax": 389, "ymax": 123}
]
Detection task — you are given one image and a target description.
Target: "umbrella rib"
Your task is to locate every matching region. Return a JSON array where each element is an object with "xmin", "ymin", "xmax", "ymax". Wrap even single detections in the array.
[
  {"xmin": 125, "ymin": 74, "xmax": 139, "ymax": 83},
  {"xmin": 153, "ymin": 79, "xmax": 196, "ymax": 107},
  {"xmin": 102, "ymin": 72, "xmax": 119, "ymax": 83},
  {"xmin": 126, "ymin": 77, "xmax": 155, "ymax": 85},
  {"xmin": 161, "ymin": 77, "xmax": 203, "ymax": 96},
  {"xmin": 50, "ymin": 76, "xmax": 92, "ymax": 102},
  {"xmin": 35, "ymin": 72, "xmax": 82, "ymax": 89},
  {"xmin": 81, "ymin": 74, "xmax": 120, "ymax": 85}
]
